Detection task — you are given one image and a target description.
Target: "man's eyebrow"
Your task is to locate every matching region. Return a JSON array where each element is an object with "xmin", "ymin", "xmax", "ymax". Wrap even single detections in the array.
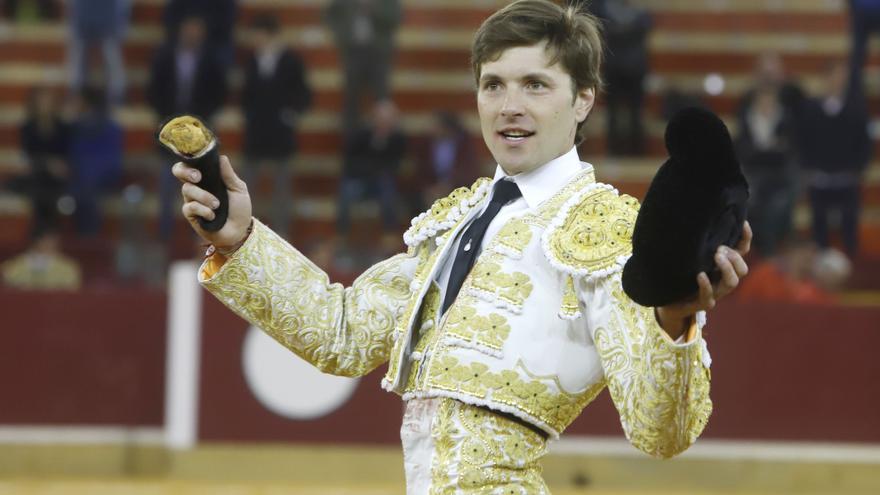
[
  {"xmin": 479, "ymin": 71, "xmax": 554, "ymax": 83},
  {"xmin": 521, "ymin": 72, "xmax": 553, "ymax": 81},
  {"xmin": 479, "ymin": 72, "xmax": 501, "ymax": 83}
]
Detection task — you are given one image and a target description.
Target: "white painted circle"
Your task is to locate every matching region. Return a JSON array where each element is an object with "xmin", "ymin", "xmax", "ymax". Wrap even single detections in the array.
[{"xmin": 242, "ymin": 326, "xmax": 359, "ymax": 420}]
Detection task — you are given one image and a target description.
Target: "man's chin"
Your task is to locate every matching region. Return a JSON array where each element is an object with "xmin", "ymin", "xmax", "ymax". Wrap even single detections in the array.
[
  {"xmin": 492, "ymin": 148, "xmax": 543, "ymax": 175},
  {"xmin": 498, "ymin": 159, "xmax": 539, "ymax": 176}
]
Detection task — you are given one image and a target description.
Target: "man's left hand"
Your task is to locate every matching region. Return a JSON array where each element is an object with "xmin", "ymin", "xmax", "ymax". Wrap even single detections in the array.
[{"xmin": 656, "ymin": 221, "xmax": 753, "ymax": 339}]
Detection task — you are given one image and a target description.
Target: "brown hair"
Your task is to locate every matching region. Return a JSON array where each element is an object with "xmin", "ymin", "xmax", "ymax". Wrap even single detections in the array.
[{"xmin": 471, "ymin": 0, "xmax": 604, "ymax": 143}]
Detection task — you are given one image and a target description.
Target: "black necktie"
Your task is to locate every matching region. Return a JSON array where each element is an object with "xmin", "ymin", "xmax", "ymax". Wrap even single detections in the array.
[{"xmin": 442, "ymin": 179, "xmax": 522, "ymax": 314}]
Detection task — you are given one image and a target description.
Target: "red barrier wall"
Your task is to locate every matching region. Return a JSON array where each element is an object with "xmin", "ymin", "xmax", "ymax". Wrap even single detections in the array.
[
  {"xmin": 197, "ymin": 298, "xmax": 880, "ymax": 444},
  {"xmin": 0, "ymin": 288, "xmax": 167, "ymax": 426},
  {"xmin": 2, "ymin": 287, "xmax": 878, "ymax": 445}
]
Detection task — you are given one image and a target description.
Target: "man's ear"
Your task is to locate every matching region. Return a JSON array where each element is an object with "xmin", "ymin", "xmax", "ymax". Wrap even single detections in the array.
[{"xmin": 574, "ymin": 87, "xmax": 595, "ymax": 124}]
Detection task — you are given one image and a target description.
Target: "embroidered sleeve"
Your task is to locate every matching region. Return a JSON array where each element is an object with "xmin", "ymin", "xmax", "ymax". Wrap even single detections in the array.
[
  {"xmin": 199, "ymin": 219, "xmax": 419, "ymax": 377},
  {"xmin": 580, "ymin": 271, "xmax": 712, "ymax": 459}
]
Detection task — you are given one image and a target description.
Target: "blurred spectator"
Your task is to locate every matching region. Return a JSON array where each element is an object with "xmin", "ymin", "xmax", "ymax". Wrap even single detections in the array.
[
  {"xmin": 324, "ymin": 0, "xmax": 402, "ymax": 134},
  {"xmin": 737, "ymin": 243, "xmax": 849, "ymax": 304},
  {"xmin": 2, "ymin": 0, "xmax": 57, "ymax": 22},
  {"xmin": 5, "ymin": 87, "xmax": 71, "ymax": 237},
  {"xmin": 1, "ymin": 228, "xmax": 81, "ymax": 290},
  {"xmin": 734, "ymin": 54, "xmax": 802, "ymax": 257},
  {"xmin": 593, "ymin": 0, "xmax": 652, "ymax": 156},
  {"xmin": 797, "ymin": 60, "xmax": 871, "ymax": 257},
  {"xmin": 848, "ymin": 0, "xmax": 880, "ymax": 84},
  {"xmin": 115, "ymin": 183, "xmax": 167, "ymax": 287},
  {"xmin": 66, "ymin": 0, "xmax": 131, "ymax": 105},
  {"xmin": 337, "ymin": 100, "xmax": 406, "ymax": 244},
  {"xmin": 410, "ymin": 111, "xmax": 479, "ymax": 214},
  {"xmin": 163, "ymin": 0, "xmax": 237, "ymax": 68},
  {"xmin": 241, "ymin": 13, "xmax": 312, "ymax": 239},
  {"xmin": 68, "ymin": 86, "xmax": 123, "ymax": 237},
  {"xmin": 147, "ymin": 15, "xmax": 228, "ymax": 240},
  {"xmin": 147, "ymin": 16, "xmax": 228, "ymax": 123}
]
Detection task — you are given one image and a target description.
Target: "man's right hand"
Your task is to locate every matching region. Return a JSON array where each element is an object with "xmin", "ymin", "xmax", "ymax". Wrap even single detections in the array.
[{"xmin": 172, "ymin": 155, "xmax": 253, "ymax": 250}]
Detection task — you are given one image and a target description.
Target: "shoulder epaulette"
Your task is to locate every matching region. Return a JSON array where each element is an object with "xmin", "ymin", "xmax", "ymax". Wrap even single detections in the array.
[{"xmin": 541, "ymin": 183, "xmax": 640, "ymax": 279}]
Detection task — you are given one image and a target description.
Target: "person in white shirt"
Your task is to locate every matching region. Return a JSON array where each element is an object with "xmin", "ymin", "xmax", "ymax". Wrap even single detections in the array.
[{"xmin": 170, "ymin": 1, "xmax": 750, "ymax": 493}]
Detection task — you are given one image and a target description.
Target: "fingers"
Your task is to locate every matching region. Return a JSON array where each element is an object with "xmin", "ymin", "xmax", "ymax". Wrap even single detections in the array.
[
  {"xmin": 737, "ymin": 221, "xmax": 753, "ymax": 256},
  {"xmin": 172, "ymin": 162, "xmax": 201, "ymax": 183},
  {"xmin": 696, "ymin": 271, "xmax": 715, "ymax": 310},
  {"xmin": 714, "ymin": 247, "xmax": 741, "ymax": 299},
  {"xmin": 172, "ymin": 156, "xmax": 245, "ymax": 194},
  {"xmin": 219, "ymin": 155, "xmax": 247, "ymax": 192},
  {"xmin": 181, "ymin": 181, "xmax": 219, "ymax": 209},
  {"xmin": 728, "ymin": 248, "xmax": 749, "ymax": 279},
  {"xmin": 182, "ymin": 200, "xmax": 216, "ymax": 222}
]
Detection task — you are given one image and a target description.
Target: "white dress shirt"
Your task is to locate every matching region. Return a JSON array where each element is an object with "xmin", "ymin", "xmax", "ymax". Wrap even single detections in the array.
[{"xmin": 433, "ymin": 146, "xmax": 589, "ymax": 310}]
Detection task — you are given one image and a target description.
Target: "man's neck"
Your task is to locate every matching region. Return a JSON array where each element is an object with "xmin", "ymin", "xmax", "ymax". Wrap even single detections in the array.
[{"xmin": 499, "ymin": 146, "xmax": 576, "ymax": 177}]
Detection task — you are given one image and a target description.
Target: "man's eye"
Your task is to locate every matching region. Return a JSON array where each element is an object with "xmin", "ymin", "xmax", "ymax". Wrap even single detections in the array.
[
  {"xmin": 484, "ymin": 82, "xmax": 500, "ymax": 91},
  {"xmin": 527, "ymin": 81, "xmax": 545, "ymax": 90}
]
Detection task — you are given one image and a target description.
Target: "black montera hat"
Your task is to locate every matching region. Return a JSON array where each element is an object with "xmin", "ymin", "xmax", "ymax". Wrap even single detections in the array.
[{"xmin": 622, "ymin": 107, "xmax": 749, "ymax": 307}]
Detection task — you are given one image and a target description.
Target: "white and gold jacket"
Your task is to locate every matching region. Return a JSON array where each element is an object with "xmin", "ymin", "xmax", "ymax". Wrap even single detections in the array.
[{"xmin": 199, "ymin": 163, "xmax": 713, "ymax": 459}]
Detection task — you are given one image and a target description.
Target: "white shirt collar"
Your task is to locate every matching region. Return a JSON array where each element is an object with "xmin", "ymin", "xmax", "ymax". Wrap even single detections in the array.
[{"xmin": 491, "ymin": 146, "xmax": 590, "ymax": 209}]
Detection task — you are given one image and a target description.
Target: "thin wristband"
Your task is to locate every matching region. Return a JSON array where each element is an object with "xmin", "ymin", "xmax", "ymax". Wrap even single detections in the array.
[{"xmin": 215, "ymin": 219, "xmax": 254, "ymax": 256}]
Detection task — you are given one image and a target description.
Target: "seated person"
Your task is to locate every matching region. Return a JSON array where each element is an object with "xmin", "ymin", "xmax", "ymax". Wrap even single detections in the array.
[{"xmin": 2, "ymin": 228, "xmax": 81, "ymax": 290}]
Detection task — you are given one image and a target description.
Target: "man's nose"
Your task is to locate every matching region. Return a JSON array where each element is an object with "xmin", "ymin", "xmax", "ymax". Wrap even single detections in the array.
[{"xmin": 500, "ymin": 90, "xmax": 525, "ymax": 118}]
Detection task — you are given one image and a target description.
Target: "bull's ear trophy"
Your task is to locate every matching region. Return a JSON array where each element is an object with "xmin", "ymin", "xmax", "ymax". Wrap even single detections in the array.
[{"xmin": 157, "ymin": 115, "xmax": 228, "ymax": 232}]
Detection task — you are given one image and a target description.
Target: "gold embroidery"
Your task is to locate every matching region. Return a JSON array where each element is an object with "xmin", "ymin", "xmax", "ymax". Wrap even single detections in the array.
[
  {"xmin": 425, "ymin": 356, "xmax": 603, "ymax": 434},
  {"xmin": 545, "ymin": 187, "xmax": 640, "ymax": 275},
  {"xmin": 430, "ymin": 398, "xmax": 549, "ymax": 494},
  {"xmin": 419, "ymin": 284, "xmax": 441, "ymax": 335},
  {"xmin": 385, "ymin": 245, "xmax": 445, "ymax": 385},
  {"xmin": 444, "ymin": 303, "xmax": 511, "ymax": 352},
  {"xmin": 559, "ymin": 275, "xmax": 580, "ymax": 319},
  {"xmin": 405, "ymin": 178, "xmax": 492, "ymax": 247},
  {"xmin": 591, "ymin": 282, "xmax": 712, "ymax": 459},
  {"xmin": 517, "ymin": 168, "xmax": 597, "ymax": 232},
  {"xmin": 492, "ymin": 219, "xmax": 533, "ymax": 258},
  {"xmin": 200, "ymin": 220, "xmax": 416, "ymax": 377},
  {"xmin": 468, "ymin": 259, "xmax": 533, "ymax": 311}
]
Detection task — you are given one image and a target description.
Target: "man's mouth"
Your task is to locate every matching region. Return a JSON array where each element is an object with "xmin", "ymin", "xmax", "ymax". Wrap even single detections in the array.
[{"xmin": 498, "ymin": 129, "xmax": 536, "ymax": 142}]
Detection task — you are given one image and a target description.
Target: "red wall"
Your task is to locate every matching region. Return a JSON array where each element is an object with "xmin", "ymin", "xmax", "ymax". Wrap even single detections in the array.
[
  {"xmin": 197, "ymin": 298, "xmax": 880, "ymax": 444},
  {"xmin": 0, "ymin": 288, "xmax": 167, "ymax": 426},
  {"xmin": 2, "ymin": 287, "xmax": 878, "ymax": 445}
]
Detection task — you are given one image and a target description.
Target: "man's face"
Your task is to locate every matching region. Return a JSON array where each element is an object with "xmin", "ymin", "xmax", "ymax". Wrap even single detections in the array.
[
  {"xmin": 824, "ymin": 62, "xmax": 848, "ymax": 98},
  {"xmin": 179, "ymin": 18, "xmax": 206, "ymax": 50},
  {"xmin": 477, "ymin": 42, "xmax": 594, "ymax": 175},
  {"xmin": 252, "ymin": 29, "xmax": 271, "ymax": 51}
]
